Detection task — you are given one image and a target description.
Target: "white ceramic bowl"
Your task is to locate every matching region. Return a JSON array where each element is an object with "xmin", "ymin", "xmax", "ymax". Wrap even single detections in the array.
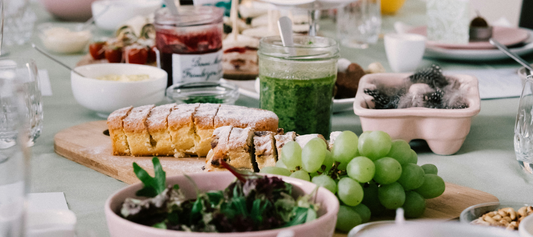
[
  {"xmin": 37, "ymin": 22, "xmax": 92, "ymax": 54},
  {"xmin": 105, "ymin": 172, "xmax": 339, "ymax": 237},
  {"xmin": 353, "ymin": 73, "xmax": 481, "ymax": 155},
  {"xmin": 520, "ymin": 214, "xmax": 533, "ymax": 237},
  {"xmin": 71, "ymin": 63, "xmax": 167, "ymax": 118},
  {"xmin": 92, "ymin": 0, "xmax": 162, "ymax": 31},
  {"xmin": 348, "ymin": 220, "xmax": 520, "ymax": 237}
]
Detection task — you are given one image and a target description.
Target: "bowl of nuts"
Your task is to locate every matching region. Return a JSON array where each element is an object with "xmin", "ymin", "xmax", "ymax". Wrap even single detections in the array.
[{"xmin": 460, "ymin": 202, "xmax": 533, "ymax": 231}]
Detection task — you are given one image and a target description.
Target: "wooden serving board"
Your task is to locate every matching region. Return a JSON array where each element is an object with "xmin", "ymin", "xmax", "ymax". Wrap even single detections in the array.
[{"xmin": 54, "ymin": 121, "xmax": 499, "ymax": 225}]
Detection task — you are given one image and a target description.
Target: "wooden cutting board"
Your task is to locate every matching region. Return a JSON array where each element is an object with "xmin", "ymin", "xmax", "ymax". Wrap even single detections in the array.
[{"xmin": 54, "ymin": 120, "xmax": 499, "ymax": 227}]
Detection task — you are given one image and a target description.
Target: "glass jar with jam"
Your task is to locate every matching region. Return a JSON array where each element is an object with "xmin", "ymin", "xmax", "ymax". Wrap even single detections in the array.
[
  {"xmin": 258, "ymin": 36, "xmax": 339, "ymax": 138},
  {"xmin": 154, "ymin": 6, "xmax": 224, "ymax": 88}
]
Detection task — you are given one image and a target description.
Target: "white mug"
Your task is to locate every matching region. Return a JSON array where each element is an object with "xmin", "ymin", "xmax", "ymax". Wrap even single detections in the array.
[{"xmin": 384, "ymin": 33, "xmax": 426, "ymax": 73}]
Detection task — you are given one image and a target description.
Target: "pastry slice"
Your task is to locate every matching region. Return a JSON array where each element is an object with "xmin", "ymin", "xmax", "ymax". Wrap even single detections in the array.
[
  {"xmin": 146, "ymin": 104, "xmax": 176, "ymax": 156},
  {"xmin": 205, "ymin": 126, "xmax": 233, "ymax": 172},
  {"xmin": 274, "ymin": 131, "xmax": 297, "ymax": 158},
  {"xmin": 214, "ymin": 104, "xmax": 278, "ymax": 132},
  {"xmin": 193, "ymin": 103, "xmax": 221, "ymax": 157},
  {"xmin": 123, "ymin": 105, "xmax": 155, "ymax": 156},
  {"xmin": 168, "ymin": 103, "xmax": 200, "ymax": 157},
  {"xmin": 295, "ymin": 134, "xmax": 327, "ymax": 149},
  {"xmin": 226, "ymin": 126, "xmax": 255, "ymax": 171},
  {"xmin": 254, "ymin": 131, "xmax": 277, "ymax": 171},
  {"xmin": 107, "ymin": 106, "xmax": 133, "ymax": 156}
]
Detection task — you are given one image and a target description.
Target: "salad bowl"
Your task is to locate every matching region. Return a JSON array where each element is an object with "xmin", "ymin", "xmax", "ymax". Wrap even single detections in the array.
[{"xmin": 105, "ymin": 171, "xmax": 339, "ymax": 237}]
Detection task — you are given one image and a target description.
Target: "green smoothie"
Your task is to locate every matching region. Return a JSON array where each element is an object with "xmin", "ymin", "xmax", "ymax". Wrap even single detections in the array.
[{"xmin": 259, "ymin": 75, "xmax": 336, "ymax": 138}]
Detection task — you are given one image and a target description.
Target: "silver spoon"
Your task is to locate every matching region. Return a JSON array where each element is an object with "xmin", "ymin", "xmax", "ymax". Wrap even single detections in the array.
[
  {"xmin": 31, "ymin": 44, "xmax": 86, "ymax": 77},
  {"xmin": 278, "ymin": 16, "xmax": 296, "ymax": 56},
  {"xmin": 489, "ymin": 38, "xmax": 533, "ymax": 76}
]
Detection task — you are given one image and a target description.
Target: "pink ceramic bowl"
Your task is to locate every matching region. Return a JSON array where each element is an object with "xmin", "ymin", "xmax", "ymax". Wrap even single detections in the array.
[
  {"xmin": 39, "ymin": 0, "xmax": 97, "ymax": 22},
  {"xmin": 353, "ymin": 73, "xmax": 481, "ymax": 155},
  {"xmin": 105, "ymin": 172, "xmax": 339, "ymax": 237}
]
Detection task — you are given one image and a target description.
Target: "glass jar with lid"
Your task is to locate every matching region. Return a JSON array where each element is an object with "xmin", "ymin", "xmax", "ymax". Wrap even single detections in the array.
[
  {"xmin": 154, "ymin": 6, "xmax": 224, "ymax": 88},
  {"xmin": 258, "ymin": 36, "xmax": 339, "ymax": 138}
]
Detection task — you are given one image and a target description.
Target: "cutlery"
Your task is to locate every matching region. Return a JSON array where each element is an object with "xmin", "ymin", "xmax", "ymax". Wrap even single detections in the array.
[
  {"xmin": 31, "ymin": 43, "xmax": 86, "ymax": 77},
  {"xmin": 278, "ymin": 16, "xmax": 296, "ymax": 56},
  {"xmin": 490, "ymin": 38, "xmax": 533, "ymax": 76}
]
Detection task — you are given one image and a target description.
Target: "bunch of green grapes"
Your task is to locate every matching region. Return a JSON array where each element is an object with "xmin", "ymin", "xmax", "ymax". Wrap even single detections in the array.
[{"xmin": 260, "ymin": 131, "xmax": 445, "ymax": 232}]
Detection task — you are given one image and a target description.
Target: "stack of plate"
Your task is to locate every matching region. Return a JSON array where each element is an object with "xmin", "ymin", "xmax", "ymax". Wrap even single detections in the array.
[{"xmin": 407, "ymin": 26, "xmax": 533, "ymax": 61}]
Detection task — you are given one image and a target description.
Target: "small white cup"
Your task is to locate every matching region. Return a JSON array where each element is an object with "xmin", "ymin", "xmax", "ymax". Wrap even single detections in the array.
[{"xmin": 384, "ymin": 33, "xmax": 426, "ymax": 73}]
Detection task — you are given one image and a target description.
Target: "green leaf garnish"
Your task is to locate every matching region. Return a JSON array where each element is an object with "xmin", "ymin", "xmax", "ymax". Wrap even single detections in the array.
[{"xmin": 133, "ymin": 157, "xmax": 166, "ymax": 197}]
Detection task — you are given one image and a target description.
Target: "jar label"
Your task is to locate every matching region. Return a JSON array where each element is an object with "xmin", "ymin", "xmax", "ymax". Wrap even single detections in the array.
[{"xmin": 172, "ymin": 50, "xmax": 223, "ymax": 84}]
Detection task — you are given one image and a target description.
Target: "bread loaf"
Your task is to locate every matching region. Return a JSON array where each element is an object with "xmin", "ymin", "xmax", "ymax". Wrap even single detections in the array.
[{"xmin": 107, "ymin": 103, "xmax": 279, "ymax": 157}]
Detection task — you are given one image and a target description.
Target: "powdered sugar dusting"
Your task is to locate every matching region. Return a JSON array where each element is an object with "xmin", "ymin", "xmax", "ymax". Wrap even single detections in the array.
[
  {"xmin": 147, "ymin": 104, "xmax": 175, "ymax": 131},
  {"xmin": 168, "ymin": 103, "xmax": 199, "ymax": 126},
  {"xmin": 194, "ymin": 103, "xmax": 220, "ymax": 128},
  {"xmin": 274, "ymin": 131, "xmax": 296, "ymax": 156},
  {"xmin": 123, "ymin": 105, "xmax": 154, "ymax": 132},
  {"xmin": 228, "ymin": 127, "xmax": 253, "ymax": 149},
  {"xmin": 254, "ymin": 131, "xmax": 274, "ymax": 156},
  {"xmin": 107, "ymin": 106, "xmax": 132, "ymax": 130},
  {"xmin": 215, "ymin": 104, "xmax": 278, "ymax": 131}
]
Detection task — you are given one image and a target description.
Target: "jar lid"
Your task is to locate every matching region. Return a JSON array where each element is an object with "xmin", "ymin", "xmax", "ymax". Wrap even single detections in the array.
[{"xmin": 155, "ymin": 6, "xmax": 224, "ymax": 27}]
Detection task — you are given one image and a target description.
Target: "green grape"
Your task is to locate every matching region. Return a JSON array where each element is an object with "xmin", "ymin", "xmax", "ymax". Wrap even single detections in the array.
[
  {"xmin": 301, "ymin": 138, "xmax": 327, "ymax": 173},
  {"xmin": 378, "ymin": 182, "xmax": 406, "ymax": 209},
  {"xmin": 281, "ymin": 141, "xmax": 302, "ymax": 170},
  {"xmin": 358, "ymin": 131, "xmax": 392, "ymax": 160},
  {"xmin": 312, "ymin": 174, "xmax": 337, "ymax": 194},
  {"xmin": 336, "ymin": 205, "xmax": 362, "ymax": 232},
  {"xmin": 386, "ymin": 140, "xmax": 412, "ymax": 165},
  {"xmin": 337, "ymin": 177, "xmax": 364, "ymax": 206},
  {"xmin": 350, "ymin": 203, "xmax": 371, "ymax": 223},
  {"xmin": 415, "ymin": 174, "xmax": 445, "ymax": 199},
  {"xmin": 397, "ymin": 163, "xmax": 425, "ymax": 191},
  {"xmin": 332, "ymin": 131, "xmax": 359, "ymax": 163},
  {"xmin": 373, "ymin": 157, "xmax": 402, "ymax": 184},
  {"xmin": 346, "ymin": 156, "xmax": 375, "ymax": 183},
  {"xmin": 362, "ymin": 182, "xmax": 387, "ymax": 216},
  {"xmin": 322, "ymin": 150, "xmax": 334, "ymax": 173},
  {"xmin": 260, "ymin": 166, "xmax": 291, "ymax": 176},
  {"xmin": 402, "ymin": 191, "xmax": 426, "ymax": 218},
  {"xmin": 421, "ymin": 164, "xmax": 438, "ymax": 174},
  {"xmin": 337, "ymin": 161, "xmax": 348, "ymax": 171},
  {"xmin": 405, "ymin": 149, "xmax": 418, "ymax": 164},
  {"xmin": 290, "ymin": 170, "xmax": 310, "ymax": 181},
  {"xmin": 275, "ymin": 159, "xmax": 287, "ymax": 168}
]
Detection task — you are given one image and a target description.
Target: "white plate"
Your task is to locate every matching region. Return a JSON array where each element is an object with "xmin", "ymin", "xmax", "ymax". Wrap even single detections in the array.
[
  {"xmin": 258, "ymin": 0, "xmax": 353, "ymax": 10},
  {"xmin": 422, "ymin": 28, "xmax": 533, "ymax": 61},
  {"xmin": 221, "ymin": 78, "xmax": 355, "ymax": 113}
]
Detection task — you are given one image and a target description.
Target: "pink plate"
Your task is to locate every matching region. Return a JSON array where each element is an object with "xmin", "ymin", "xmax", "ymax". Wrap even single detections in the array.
[{"xmin": 408, "ymin": 26, "xmax": 529, "ymax": 50}]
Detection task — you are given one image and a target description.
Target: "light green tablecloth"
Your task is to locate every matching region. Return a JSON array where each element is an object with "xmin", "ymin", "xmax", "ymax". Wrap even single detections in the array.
[{"xmin": 18, "ymin": 0, "xmax": 533, "ymax": 236}]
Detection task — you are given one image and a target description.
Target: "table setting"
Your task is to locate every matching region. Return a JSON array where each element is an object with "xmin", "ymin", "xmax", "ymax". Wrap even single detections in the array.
[{"xmin": 1, "ymin": 0, "xmax": 533, "ymax": 237}]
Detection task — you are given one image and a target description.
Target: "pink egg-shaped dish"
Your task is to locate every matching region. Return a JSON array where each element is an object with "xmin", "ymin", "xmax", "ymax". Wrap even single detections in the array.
[
  {"xmin": 105, "ymin": 172, "xmax": 339, "ymax": 237},
  {"xmin": 353, "ymin": 73, "xmax": 481, "ymax": 155},
  {"xmin": 39, "ymin": 0, "xmax": 96, "ymax": 22}
]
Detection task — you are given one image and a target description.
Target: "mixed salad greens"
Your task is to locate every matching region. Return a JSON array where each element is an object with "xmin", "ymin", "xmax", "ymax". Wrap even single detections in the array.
[{"xmin": 119, "ymin": 157, "xmax": 320, "ymax": 232}]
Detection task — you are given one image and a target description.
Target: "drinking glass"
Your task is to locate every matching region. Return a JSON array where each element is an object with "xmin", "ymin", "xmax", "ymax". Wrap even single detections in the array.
[
  {"xmin": 337, "ymin": 0, "xmax": 382, "ymax": 49},
  {"xmin": 0, "ymin": 58, "xmax": 43, "ymax": 147},
  {"xmin": 0, "ymin": 71, "xmax": 31, "ymax": 237},
  {"xmin": 514, "ymin": 75, "xmax": 533, "ymax": 174},
  {"xmin": 3, "ymin": 0, "xmax": 36, "ymax": 46}
]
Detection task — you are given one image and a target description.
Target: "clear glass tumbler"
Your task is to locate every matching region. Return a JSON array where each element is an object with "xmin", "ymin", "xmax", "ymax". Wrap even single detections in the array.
[
  {"xmin": 258, "ymin": 36, "xmax": 339, "ymax": 138},
  {"xmin": 0, "ymin": 58, "xmax": 43, "ymax": 147},
  {"xmin": 0, "ymin": 71, "xmax": 31, "ymax": 237},
  {"xmin": 337, "ymin": 0, "xmax": 382, "ymax": 49},
  {"xmin": 514, "ymin": 75, "xmax": 533, "ymax": 174}
]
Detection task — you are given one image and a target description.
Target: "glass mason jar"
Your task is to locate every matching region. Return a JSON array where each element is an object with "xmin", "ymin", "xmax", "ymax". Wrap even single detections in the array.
[
  {"xmin": 258, "ymin": 36, "xmax": 339, "ymax": 138},
  {"xmin": 154, "ymin": 6, "xmax": 224, "ymax": 88}
]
